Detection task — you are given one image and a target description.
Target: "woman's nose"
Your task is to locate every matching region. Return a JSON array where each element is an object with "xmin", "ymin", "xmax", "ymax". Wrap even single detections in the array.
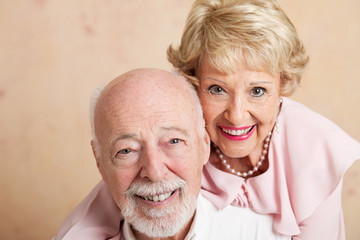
[{"xmin": 223, "ymin": 96, "xmax": 245, "ymax": 125}]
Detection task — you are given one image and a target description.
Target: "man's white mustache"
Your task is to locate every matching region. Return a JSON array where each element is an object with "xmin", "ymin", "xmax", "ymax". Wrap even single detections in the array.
[{"xmin": 125, "ymin": 177, "xmax": 186, "ymax": 198}]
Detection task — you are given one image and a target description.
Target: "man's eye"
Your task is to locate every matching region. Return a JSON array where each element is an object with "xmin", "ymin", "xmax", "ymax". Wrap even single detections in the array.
[
  {"xmin": 208, "ymin": 85, "xmax": 225, "ymax": 94},
  {"xmin": 250, "ymin": 87, "xmax": 266, "ymax": 97},
  {"xmin": 169, "ymin": 138, "xmax": 181, "ymax": 144}
]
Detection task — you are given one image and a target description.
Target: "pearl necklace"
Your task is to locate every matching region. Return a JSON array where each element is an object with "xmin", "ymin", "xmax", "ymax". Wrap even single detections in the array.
[{"xmin": 215, "ymin": 131, "xmax": 272, "ymax": 178}]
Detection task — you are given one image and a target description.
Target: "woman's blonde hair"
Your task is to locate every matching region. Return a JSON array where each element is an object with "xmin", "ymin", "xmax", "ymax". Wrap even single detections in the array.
[{"xmin": 167, "ymin": 0, "xmax": 309, "ymax": 96}]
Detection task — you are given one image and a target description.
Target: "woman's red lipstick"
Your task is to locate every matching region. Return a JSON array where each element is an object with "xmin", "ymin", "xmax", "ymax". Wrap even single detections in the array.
[{"xmin": 219, "ymin": 125, "xmax": 256, "ymax": 141}]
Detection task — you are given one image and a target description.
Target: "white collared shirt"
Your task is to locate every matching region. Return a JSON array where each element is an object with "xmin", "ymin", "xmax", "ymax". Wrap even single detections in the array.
[{"xmin": 121, "ymin": 194, "xmax": 290, "ymax": 240}]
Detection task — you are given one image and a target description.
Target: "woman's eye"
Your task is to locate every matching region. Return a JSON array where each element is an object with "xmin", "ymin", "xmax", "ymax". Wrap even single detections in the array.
[
  {"xmin": 250, "ymin": 87, "xmax": 266, "ymax": 97},
  {"xmin": 118, "ymin": 149, "xmax": 131, "ymax": 155},
  {"xmin": 208, "ymin": 85, "xmax": 225, "ymax": 94}
]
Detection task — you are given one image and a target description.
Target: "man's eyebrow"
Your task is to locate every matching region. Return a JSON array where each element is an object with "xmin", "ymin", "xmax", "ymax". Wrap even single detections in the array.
[
  {"xmin": 160, "ymin": 126, "xmax": 190, "ymax": 136},
  {"xmin": 110, "ymin": 133, "xmax": 135, "ymax": 146}
]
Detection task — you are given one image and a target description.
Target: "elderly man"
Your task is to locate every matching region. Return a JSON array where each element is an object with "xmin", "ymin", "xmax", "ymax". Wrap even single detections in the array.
[
  {"xmin": 55, "ymin": 68, "xmax": 289, "ymax": 240},
  {"xmin": 56, "ymin": 68, "xmax": 209, "ymax": 240}
]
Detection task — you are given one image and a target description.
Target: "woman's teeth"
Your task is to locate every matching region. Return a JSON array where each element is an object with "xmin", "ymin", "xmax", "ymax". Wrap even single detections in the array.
[
  {"xmin": 222, "ymin": 126, "xmax": 253, "ymax": 136},
  {"xmin": 142, "ymin": 192, "xmax": 172, "ymax": 202}
]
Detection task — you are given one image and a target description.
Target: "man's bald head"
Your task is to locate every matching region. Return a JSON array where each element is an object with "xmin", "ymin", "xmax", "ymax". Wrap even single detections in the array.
[{"xmin": 90, "ymin": 68, "xmax": 205, "ymax": 160}]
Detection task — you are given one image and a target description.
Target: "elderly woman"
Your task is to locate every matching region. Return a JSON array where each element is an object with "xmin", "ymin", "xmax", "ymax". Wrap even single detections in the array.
[
  {"xmin": 167, "ymin": 0, "xmax": 360, "ymax": 239},
  {"xmin": 55, "ymin": 0, "xmax": 360, "ymax": 239}
]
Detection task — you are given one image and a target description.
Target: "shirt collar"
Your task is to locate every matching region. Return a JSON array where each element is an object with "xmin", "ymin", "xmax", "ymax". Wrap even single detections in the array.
[{"xmin": 121, "ymin": 220, "xmax": 137, "ymax": 240}]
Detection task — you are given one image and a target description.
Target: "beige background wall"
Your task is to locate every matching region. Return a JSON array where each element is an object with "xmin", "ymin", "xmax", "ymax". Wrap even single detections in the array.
[{"xmin": 0, "ymin": 0, "xmax": 359, "ymax": 239}]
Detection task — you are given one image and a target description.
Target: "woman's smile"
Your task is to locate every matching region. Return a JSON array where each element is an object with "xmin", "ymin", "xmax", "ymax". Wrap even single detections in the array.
[{"xmin": 219, "ymin": 125, "xmax": 256, "ymax": 141}]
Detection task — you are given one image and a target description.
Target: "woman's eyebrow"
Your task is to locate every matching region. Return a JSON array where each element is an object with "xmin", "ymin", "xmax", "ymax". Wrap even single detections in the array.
[
  {"xmin": 202, "ymin": 77, "xmax": 228, "ymax": 86},
  {"xmin": 249, "ymin": 81, "xmax": 273, "ymax": 85}
]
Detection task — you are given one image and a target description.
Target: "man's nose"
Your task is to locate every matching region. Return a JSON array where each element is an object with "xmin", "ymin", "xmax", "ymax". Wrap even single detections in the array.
[
  {"xmin": 223, "ymin": 96, "xmax": 245, "ymax": 125},
  {"xmin": 139, "ymin": 147, "xmax": 168, "ymax": 182}
]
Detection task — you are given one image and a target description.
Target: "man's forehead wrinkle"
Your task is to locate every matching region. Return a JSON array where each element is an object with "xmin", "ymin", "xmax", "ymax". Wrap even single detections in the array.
[
  {"xmin": 160, "ymin": 126, "xmax": 190, "ymax": 138},
  {"xmin": 107, "ymin": 107, "xmax": 178, "ymax": 127},
  {"xmin": 111, "ymin": 104, "xmax": 169, "ymax": 120},
  {"xmin": 110, "ymin": 110, "xmax": 188, "ymax": 134},
  {"xmin": 96, "ymin": 104, "xmax": 192, "ymax": 143}
]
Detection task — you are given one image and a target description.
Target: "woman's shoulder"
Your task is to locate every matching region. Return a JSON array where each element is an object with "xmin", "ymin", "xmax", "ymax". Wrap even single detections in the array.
[
  {"xmin": 275, "ymin": 97, "xmax": 360, "ymax": 182},
  {"xmin": 281, "ymin": 98, "xmax": 335, "ymax": 128},
  {"xmin": 280, "ymin": 98, "xmax": 357, "ymax": 141},
  {"xmin": 267, "ymin": 98, "xmax": 360, "ymax": 228}
]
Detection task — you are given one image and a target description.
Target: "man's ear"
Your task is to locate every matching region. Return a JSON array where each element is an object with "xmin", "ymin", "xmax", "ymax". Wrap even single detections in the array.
[
  {"xmin": 202, "ymin": 131, "xmax": 211, "ymax": 165},
  {"xmin": 91, "ymin": 140, "xmax": 108, "ymax": 183}
]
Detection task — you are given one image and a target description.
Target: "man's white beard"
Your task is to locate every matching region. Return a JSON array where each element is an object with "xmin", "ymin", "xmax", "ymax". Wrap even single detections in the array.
[{"xmin": 120, "ymin": 177, "xmax": 197, "ymax": 238}]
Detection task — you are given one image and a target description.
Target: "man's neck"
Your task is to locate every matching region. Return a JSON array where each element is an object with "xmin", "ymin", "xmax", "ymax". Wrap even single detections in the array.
[{"xmin": 133, "ymin": 215, "xmax": 194, "ymax": 240}]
